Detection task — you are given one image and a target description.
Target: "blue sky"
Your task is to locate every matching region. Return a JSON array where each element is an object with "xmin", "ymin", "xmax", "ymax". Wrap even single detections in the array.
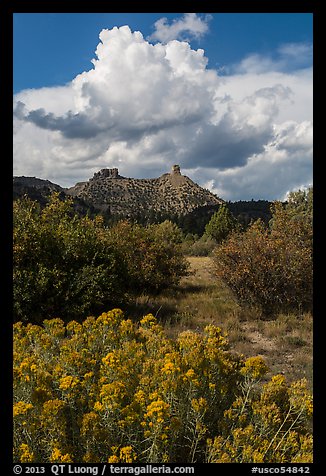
[
  {"xmin": 13, "ymin": 13, "xmax": 313, "ymax": 201},
  {"xmin": 14, "ymin": 13, "xmax": 312, "ymax": 92}
]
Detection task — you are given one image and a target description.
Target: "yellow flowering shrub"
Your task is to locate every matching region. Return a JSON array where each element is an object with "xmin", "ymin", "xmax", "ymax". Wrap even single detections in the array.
[
  {"xmin": 14, "ymin": 310, "xmax": 312, "ymax": 463},
  {"xmin": 108, "ymin": 446, "xmax": 137, "ymax": 463},
  {"xmin": 207, "ymin": 374, "xmax": 313, "ymax": 463},
  {"xmin": 19, "ymin": 444, "xmax": 34, "ymax": 463},
  {"xmin": 50, "ymin": 448, "xmax": 74, "ymax": 463}
]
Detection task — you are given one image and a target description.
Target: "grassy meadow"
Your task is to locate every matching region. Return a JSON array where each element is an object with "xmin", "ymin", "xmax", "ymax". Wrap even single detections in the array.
[{"xmin": 129, "ymin": 256, "xmax": 313, "ymax": 390}]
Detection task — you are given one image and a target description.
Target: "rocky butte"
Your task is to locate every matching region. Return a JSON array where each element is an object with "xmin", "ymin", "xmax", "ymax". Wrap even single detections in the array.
[{"xmin": 66, "ymin": 165, "xmax": 223, "ymax": 216}]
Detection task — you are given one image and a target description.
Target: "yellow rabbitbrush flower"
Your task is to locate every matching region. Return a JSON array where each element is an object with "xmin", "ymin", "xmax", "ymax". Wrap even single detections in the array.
[
  {"xmin": 140, "ymin": 314, "xmax": 157, "ymax": 327},
  {"xmin": 240, "ymin": 356, "xmax": 269, "ymax": 380},
  {"xmin": 102, "ymin": 352, "xmax": 119, "ymax": 367},
  {"xmin": 20, "ymin": 443, "xmax": 34, "ymax": 463},
  {"xmin": 119, "ymin": 318, "xmax": 134, "ymax": 336},
  {"xmin": 99, "ymin": 381, "xmax": 127, "ymax": 411},
  {"xmin": 50, "ymin": 448, "xmax": 73, "ymax": 463},
  {"xmin": 191, "ymin": 397, "xmax": 208, "ymax": 413},
  {"xmin": 66, "ymin": 320, "xmax": 83, "ymax": 335},
  {"xmin": 13, "ymin": 310, "xmax": 313, "ymax": 463},
  {"xmin": 289, "ymin": 379, "xmax": 313, "ymax": 417},
  {"xmin": 161, "ymin": 361, "xmax": 180, "ymax": 375},
  {"xmin": 83, "ymin": 371, "xmax": 94, "ymax": 380},
  {"xmin": 145, "ymin": 399, "xmax": 170, "ymax": 421},
  {"xmin": 93, "ymin": 401, "xmax": 104, "ymax": 412},
  {"xmin": 209, "ymin": 374, "xmax": 313, "ymax": 463},
  {"xmin": 108, "ymin": 445, "xmax": 137, "ymax": 463},
  {"xmin": 97, "ymin": 309, "xmax": 124, "ymax": 327},
  {"xmin": 59, "ymin": 375, "xmax": 79, "ymax": 391},
  {"xmin": 184, "ymin": 368, "xmax": 195, "ymax": 379},
  {"xmin": 13, "ymin": 401, "xmax": 33, "ymax": 417},
  {"xmin": 15, "ymin": 358, "xmax": 38, "ymax": 383}
]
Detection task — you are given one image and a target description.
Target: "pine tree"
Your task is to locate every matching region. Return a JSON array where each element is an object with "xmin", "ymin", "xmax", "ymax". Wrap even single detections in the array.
[{"xmin": 204, "ymin": 204, "xmax": 238, "ymax": 243}]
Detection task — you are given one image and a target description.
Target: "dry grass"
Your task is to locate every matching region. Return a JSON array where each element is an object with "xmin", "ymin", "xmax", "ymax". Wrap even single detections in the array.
[{"xmin": 126, "ymin": 256, "xmax": 313, "ymax": 389}]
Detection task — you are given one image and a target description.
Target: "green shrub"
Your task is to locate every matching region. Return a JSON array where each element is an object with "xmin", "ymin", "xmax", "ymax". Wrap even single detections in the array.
[
  {"xmin": 13, "ymin": 194, "xmax": 123, "ymax": 323},
  {"xmin": 212, "ymin": 196, "xmax": 312, "ymax": 316},
  {"xmin": 181, "ymin": 234, "xmax": 217, "ymax": 256},
  {"xmin": 13, "ymin": 196, "xmax": 189, "ymax": 323},
  {"xmin": 107, "ymin": 220, "xmax": 189, "ymax": 294}
]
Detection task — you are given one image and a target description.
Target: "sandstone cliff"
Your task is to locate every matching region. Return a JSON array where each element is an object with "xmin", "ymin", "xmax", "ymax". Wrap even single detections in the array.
[{"xmin": 66, "ymin": 165, "xmax": 223, "ymax": 216}]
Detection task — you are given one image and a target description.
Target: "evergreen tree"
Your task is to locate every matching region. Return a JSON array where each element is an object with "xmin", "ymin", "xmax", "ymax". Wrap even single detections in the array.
[{"xmin": 204, "ymin": 204, "xmax": 238, "ymax": 243}]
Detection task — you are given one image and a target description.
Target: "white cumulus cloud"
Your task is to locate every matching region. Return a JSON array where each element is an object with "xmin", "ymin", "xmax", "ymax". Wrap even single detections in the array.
[
  {"xmin": 13, "ymin": 20, "xmax": 313, "ymax": 200},
  {"xmin": 148, "ymin": 13, "xmax": 212, "ymax": 43}
]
